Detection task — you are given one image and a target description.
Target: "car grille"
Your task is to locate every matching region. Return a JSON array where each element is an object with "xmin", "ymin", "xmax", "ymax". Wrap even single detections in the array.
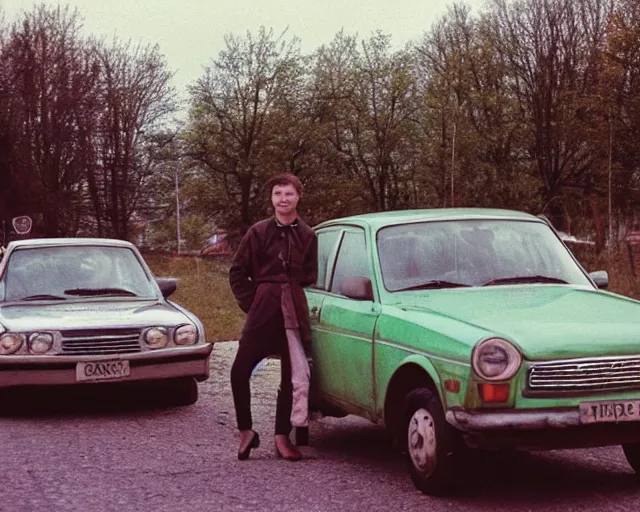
[
  {"xmin": 528, "ymin": 356, "xmax": 640, "ymax": 393},
  {"xmin": 60, "ymin": 328, "xmax": 142, "ymax": 355}
]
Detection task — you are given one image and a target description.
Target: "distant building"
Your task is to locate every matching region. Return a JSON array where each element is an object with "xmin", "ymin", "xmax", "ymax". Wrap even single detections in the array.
[{"xmin": 200, "ymin": 230, "xmax": 233, "ymax": 257}]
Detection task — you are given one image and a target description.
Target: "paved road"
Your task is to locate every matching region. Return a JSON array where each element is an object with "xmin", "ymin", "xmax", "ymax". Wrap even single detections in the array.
[{"xmin": 2, "ymin": 342, "xmax": 640, "ymax": 512}]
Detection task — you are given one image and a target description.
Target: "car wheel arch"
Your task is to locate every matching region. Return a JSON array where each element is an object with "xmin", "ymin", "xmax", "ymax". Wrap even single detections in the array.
[{"xmin": 383, "ymin": 357, "xmax": 443, "ymax": 438}]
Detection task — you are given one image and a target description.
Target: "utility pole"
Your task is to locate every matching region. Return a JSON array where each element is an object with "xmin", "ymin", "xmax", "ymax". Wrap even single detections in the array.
[
  {"xmin": 608, "ymin": 110, "xmax": 613, "ymax": 253},
  {"xmin": 450, "ymin": 96, "xmax": 465, "ymax": 208},
  {"xmin": 175, "ymin": 168, "xmax": 182, "ymax": 255},
  {"xmin": 451, "ymin": 120, "xmax": 456, "ymax": 208}
]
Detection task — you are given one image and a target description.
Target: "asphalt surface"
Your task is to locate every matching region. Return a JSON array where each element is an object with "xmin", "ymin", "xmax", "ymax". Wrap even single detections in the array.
[{"xmin": 2, "ymin": 342, "xmax": 640, "ymax": 512}]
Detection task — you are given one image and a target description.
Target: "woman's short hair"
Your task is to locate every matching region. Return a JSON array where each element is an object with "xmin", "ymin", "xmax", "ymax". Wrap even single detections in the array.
[{"xmin": 264, "ymin": 173, "xmax": 303, "ymax": 196}]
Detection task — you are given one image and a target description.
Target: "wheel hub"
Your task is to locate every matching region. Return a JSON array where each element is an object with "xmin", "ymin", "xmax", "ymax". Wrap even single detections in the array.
[{"xmin": 408, "ymin": 407, "xmax": 437, "ymax": 476}]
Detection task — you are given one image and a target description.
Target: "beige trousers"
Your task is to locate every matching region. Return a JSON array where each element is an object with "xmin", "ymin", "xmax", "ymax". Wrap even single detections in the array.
[{"xmin": 286, "ymin": 328, "xmax": 310, "ymax": 427}]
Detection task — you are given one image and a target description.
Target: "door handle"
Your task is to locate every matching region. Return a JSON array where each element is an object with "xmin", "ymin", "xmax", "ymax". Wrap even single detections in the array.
[{"xmin": 310, "ymin": 306, "xmax": 320, "ymax": 320}]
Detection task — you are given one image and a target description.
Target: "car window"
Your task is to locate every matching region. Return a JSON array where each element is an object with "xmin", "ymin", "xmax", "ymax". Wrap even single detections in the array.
[
  {"xmin": 377, "ymin": 219, "xmax": 592, "ymax": 290},
  {"xmin": 314, "ymin": 229, "xmax": 342, "ymax": 290},
  {"xmin": 330, "ymin": 229, "xmax": 370, "ymax": 295}
]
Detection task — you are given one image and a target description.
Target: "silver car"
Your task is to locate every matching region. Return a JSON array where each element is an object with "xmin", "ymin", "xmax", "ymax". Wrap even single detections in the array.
[{"xmin": 0, "ymin": 238, "xmax": 212, "ymax": 405}]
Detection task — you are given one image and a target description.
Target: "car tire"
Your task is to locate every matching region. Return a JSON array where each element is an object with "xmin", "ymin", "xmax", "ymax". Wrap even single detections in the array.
[
  {"xmin": 165, "ymin": 377, "xmax": 198, "ymax": 407},
  {"xmin": 402, "ymin": 388, "xmax": 457, "ymax": 496},
  {"xmin": 622, "ymin": 443, "xmax": 640, "ymax": 475}
]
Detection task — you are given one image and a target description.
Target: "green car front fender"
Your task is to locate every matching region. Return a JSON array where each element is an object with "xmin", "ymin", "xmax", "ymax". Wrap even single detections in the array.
[{"xmin": 378, "ymin": 351, "xmax": 471, "ymax": 431}]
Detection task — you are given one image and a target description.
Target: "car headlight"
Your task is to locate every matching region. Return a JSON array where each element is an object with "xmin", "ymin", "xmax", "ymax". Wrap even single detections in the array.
[
  {"xmin": 174, "ymin": 324, "xmax": 197, "ymax": 346},
  {"xmin": 144, "ymin": 327, "xmax": 169, "ymax": 349},
  {"xmin": 28, "ymin": 332, "xmax": 54, "ymax": 354},
  {"xmin": 0, "ymin": 333, "xmax": 25, "ymax": 355},
  {"xmin": 472, "ymin": 338, "xmax": 522, "ymax": 381}
]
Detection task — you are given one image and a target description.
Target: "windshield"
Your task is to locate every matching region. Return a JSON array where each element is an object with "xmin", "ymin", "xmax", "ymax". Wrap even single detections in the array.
[
  {"xmin": 2, "ymin": 245, "xmax": 157, "ymax": 301},
  {"xmin": 377, "ymin": 219, "xmax": 592, "ymax": 292}
]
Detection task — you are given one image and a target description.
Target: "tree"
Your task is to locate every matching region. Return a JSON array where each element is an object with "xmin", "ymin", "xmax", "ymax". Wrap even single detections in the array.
[
  {"xmin": 416, "ymin": 4, "xmax": 537, "ymax": 209},
  {"xmin": 89, "ymin": 39, "xmax": 176, "ymax": 239},
  {"xmin": 488, "ymin": 0, "xmax": 613, "ymax": 230},
  {"xmin": 312, "ymin": 31, "xmax": 421, "ymax": 212},
  {"xmin": 186, "ymin": 27, "xmax": 308, "ymax": 235},
  {"xmin": 0, "ymin": 5, "xmax": 100, "ymax": 236},
  {"xmin": 596, "ymin": 0, "xmax": 640, "ymax": 240}
]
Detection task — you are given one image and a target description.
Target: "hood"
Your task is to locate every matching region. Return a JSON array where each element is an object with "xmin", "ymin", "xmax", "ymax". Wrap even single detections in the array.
[
  {"xmin": 394, "ymin": 286, "xmax": 640, "ymax": 360},
  {"xmin": 0, "ymin": 299, "xmax": 189, "ymax": 332}
]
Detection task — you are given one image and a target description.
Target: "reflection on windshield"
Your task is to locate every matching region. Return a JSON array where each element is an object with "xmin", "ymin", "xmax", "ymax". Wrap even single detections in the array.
[
  {"xmin": 377, "ymin": 219, "xmax": 592, "ymax": 292},
  {"xmin": 4, "ymin": 246, "xmax": 156, "ymax": 301}
]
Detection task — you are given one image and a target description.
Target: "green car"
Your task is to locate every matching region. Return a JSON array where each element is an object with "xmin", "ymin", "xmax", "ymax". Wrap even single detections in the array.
[{"xmin": 304, "ymin": 208, "xmax": 640, "ymax": 495}]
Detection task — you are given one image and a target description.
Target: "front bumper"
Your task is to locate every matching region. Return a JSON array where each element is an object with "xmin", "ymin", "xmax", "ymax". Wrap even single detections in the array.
[
  {"xmin": 446, "ymin": 407, "xmax": 580, "ymax": 431},
  {"xmin": 446, "ymin": 407, "xmax": 640, "ymax": 450},
  {"xmin": 0, "ymin": 343, "xmax": 213, "ymax": 388}
]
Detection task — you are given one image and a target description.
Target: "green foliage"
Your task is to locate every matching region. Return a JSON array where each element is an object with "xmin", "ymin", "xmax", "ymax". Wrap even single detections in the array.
[
  {"xmin": 3, "ymin": 1, "xmax": 640, "ymax": 251},
  {"xmin": 142, "ymin": 214, "xmax": 212, "ymax": 253},
  {"xmin": 184, "ymin": 27, "xmax": 309, "ymax": 233}
]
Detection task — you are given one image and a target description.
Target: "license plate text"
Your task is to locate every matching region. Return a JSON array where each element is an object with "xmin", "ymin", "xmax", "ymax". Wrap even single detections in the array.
[
  {"xmin": 579, "ymin": 400, "xmax": 640, "ymax": 424},
  {"xmin": 76, "ymin": 360, "xmax": 130, "ymax": 382}
]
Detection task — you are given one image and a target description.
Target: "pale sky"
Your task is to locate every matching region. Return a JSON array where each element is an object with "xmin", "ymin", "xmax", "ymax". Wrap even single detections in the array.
[{"xmin": 2, "ymin": 0, "xmax": 486, "ymax": 100}]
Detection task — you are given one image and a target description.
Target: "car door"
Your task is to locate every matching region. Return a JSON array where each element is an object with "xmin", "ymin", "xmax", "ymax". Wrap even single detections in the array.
[
  {"xmin": 305, "ymin": 227, "xmax": 342, "ymax": 327},
  {"xmin": 305, "ymin": 227, "xmax": 342, "ymax": 399},
  {"xmin": 312, "ymin": 226, "xmax": 379, "ymax": 414}
]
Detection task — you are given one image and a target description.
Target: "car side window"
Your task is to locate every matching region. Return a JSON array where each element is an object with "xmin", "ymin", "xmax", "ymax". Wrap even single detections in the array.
[
  {"xmin": 330, "ymin": 229, "xmax": 370, "ymax": 295},
  {"xmin": 314, "ymin": 229, "xmax": 342, "ymax": 290}
]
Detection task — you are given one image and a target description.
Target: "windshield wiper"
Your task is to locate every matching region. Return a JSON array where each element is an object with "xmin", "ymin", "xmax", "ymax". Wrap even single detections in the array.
[
  {"xmin": 395, "ymin": 280, "xmax": 470, "ymax": 292},
  {"xmin": 64, "ymin": 287, "xmax": 138, "ymax": 297},
  {"xmin": 20, "ymin": 294, "xmax": 66, "ymax": 301},
  {"xmin": 482, "ymin": 275, "xmax": 569, "ymax": 286}
]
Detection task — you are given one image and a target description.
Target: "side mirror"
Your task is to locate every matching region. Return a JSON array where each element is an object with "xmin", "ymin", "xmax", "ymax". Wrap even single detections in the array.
[
  {"xmin": 589, "ymin": 270, "xmax": 608, "ymax": 290},
  {"xmin": 156, "ymin": 277, "xmax": 178, "ymax": 298},
  {"xmin": 340, "ymin": 276, "xmax": 374, "ymax": 301}
]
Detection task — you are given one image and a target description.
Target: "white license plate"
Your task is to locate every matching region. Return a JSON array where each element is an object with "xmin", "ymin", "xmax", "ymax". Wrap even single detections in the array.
[
  {"xmin": 579, "ymin": 400, "xmax": 640, "ymax": 424},
  {"xmin": 76, "ymin": 360, "xmax": 130, "ymax": 382}
]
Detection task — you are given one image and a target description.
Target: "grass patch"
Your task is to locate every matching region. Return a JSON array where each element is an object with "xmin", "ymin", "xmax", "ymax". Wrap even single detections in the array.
[
  {"xmin": 600, "ymin": 250, "xmax": 640, "ymax": 300},
  {"xmin": 144, "ymin": 254, "xmax": 245, "ymax": 342},
  {"xmin": 569, "ymin": 243, "xmax": 640, "ymax": 300},
  {"xmin": 143, "ymin": 245, "xmax": 640, "ymax": 343}
]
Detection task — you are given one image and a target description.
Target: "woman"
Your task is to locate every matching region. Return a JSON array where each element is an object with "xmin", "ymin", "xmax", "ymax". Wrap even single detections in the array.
[{"xmin": 229, "ymin": 172, "xmax": 317, "ymax": 461}]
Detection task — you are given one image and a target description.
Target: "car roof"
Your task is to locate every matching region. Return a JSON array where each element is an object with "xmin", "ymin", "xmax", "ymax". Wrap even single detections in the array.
[
  {"xmin": 7, "ymin": 238, "xmax": 135, "ymax": 249},
  {"xmin": 314, "ymin": 208, "xmax": 543, "ymax": 231}
]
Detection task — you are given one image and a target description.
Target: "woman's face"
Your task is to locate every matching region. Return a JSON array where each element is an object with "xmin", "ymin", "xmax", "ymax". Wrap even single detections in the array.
[{"xmin": 271, "ymin": 183, "xmax": 299, "ymax": 217}]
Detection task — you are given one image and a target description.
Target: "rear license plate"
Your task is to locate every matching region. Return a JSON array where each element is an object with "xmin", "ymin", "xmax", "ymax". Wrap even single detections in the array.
[
  {"xmin": 579, "ymin": 400, "xmax": 640, "ymax": 424},
  {"xmin": 76, "ymin": 360, "xmax": 130, "ymax": 382}
]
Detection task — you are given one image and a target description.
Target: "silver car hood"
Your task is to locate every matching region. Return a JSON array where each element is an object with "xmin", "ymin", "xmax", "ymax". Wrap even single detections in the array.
[{"xmin": 0, "ymin": 300, "xmax": 190, "ymax": 332}]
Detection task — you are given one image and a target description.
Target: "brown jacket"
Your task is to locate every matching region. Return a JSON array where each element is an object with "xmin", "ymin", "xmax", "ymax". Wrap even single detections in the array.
[{"xmin": 229, "ymin": 217, "xmax": 318, "ymax": 343}]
